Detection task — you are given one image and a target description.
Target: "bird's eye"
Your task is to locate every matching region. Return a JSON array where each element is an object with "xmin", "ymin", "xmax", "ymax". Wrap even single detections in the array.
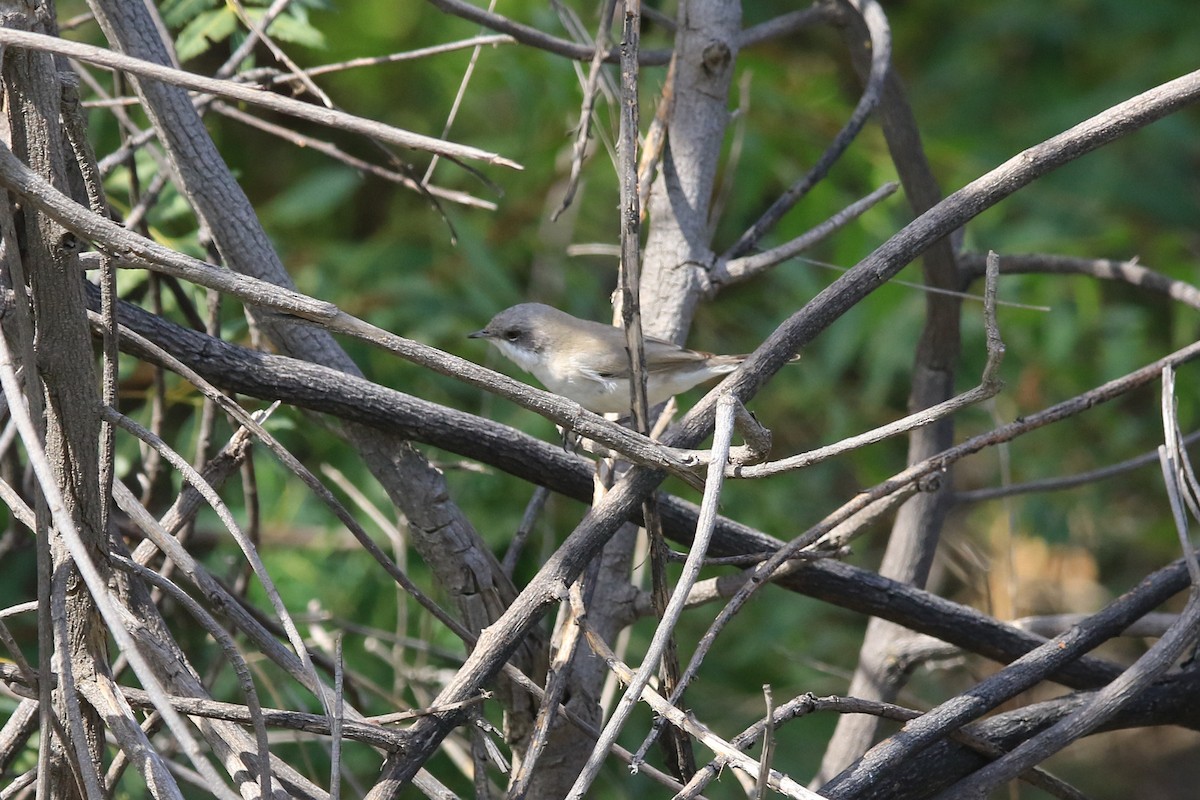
[{"xmin": 503, "ymin": 329, "xmax": 520, "ymax": 341}]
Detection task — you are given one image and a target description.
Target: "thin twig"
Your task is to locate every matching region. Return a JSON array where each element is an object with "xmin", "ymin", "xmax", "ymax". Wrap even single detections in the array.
[
  {"xmin": 108, "ymin": 556, "xmax": 273, "ymax": 799},
  {"xmin": 552, "ymin": 0, "xmax": 618, "ymax": 220},
  {"xmin": 273, "ymin": 35, "xmax": 515, "ymax": 80},
  {"xmin": 637, "ymin": 53, "xmax": 675, "ymax": 216},
  {"xmin": 215, "ymin": 0, "xmax": 293, "ymax": 78},
  {"xmin": 1159, "ymin": 366, "xmax": 1200, "ymax": 585},
  {"xmin": 105, "ymin": 406, "xmax": 334, "ymax": 717},
  {"xmin": 712, "ymin": 182, "xmax": 899, "ymax": 288},
  {"xmin": 959, "ymin": 251, "xmax": 1200, "ymax": 310},
  {"xmin": 754, "ymin": 685, "xmax": 776, "ymax": 800},
  {"xmin": 954, "ymin": 429, "xmax": 1200, "ymax": 502},
  {"xmin": 502, "ymin": 486, "xmax": 550, "ymax": 577},
  {"xmin": 715, "ymin": 249, "xmax": 1004, "ymax": 477},
  {"xmin": 571, "ymin": 394, "xmax": 740, "ymax": 799},
  {"xmin": 96, "ymin": 318, "xmax": 475, "ymax": 658},
  {"xmin": 225, "ymin": 0, "xmax": 331, "ymax": 106},
  {"xmin": 211, "ymin": 101, "xmax": 497, "ymax": 209},
  {"xmin": 424, "ymin": 0, "xmax": 672, "ymax": 65},
  {"xmin": 0, "ymin": 27, "xmax": 520, "ymax": 168},
  {"xmin": 507, "ymin": 581, "xmax": 585, "ymax": 799},
  {"xmin": 575, "ymin": 617, "xmax": 823, "ymax": 800},
  {"xmin": 422, "ymin": 0, "xmax": 501, "ymax": 185},
  {"xmin": 738, "ymin": 4, "xmax": 831, "ymax": 47},
  {"xmin": 723, "ymin": 0, "xmax": 890, "ymax": 259},
  {"xmin": 331, "ymin": 634, "xmax": 344, "ymax": 800}
]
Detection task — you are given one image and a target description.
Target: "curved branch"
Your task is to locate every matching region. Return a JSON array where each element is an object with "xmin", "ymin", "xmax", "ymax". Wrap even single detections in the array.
[
  {"xmin": 959, "ymin": 251, "xmax": 1200, "ymax": 310},
  {"xmin": 722, "ymin": 0, "xmax": 891, "ymax": 259},
  {"xmin": 738, "ymin": 5, "xmax": 832, "ymax": 48},
  {"xmin": 425, "ymin": 0, "xmax": 671, "ymax": 65}
]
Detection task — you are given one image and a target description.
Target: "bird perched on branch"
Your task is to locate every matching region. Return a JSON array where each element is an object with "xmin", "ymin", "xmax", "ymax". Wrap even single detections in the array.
[{"xmin": 469, "ymin": 303, "xmax": 776, "ymax": 414}]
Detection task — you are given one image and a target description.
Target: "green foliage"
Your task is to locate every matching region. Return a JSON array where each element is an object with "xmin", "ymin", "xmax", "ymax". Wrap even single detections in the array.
[{"xmin": 161, "ymin": 0, "xmax": 327, "ymax": 62}]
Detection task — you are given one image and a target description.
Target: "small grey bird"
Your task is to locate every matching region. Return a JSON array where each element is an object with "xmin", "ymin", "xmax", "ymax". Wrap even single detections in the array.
[{"xmin": 469, "ymin": 303, "xmax": 751, "ymax": 414}]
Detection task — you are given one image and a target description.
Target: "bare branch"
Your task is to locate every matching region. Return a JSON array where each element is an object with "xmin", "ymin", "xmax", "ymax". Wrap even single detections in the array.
[
  {"xmin": 210, "ymin": 101, "xmax": 497, "ymax": 209},
  {"xmin": 711, "ymin": 182, "xmax": 899, "ymax": 289},
  {"xmin": 572, "ymin": 394, "xmax": 740, "ymax": 797},
  {"xmin": 819, "ymin": 556, "xmax": 1196, "ymax": 797},
  {"xmin": 275, "ymin": 34, "xmax": 516, "ymax": 80},
  {"xmin": 954, "ymin": 429, "xmax": 1200, "ymax": 502},
  {"xmin": 723, "ymin": 0, "xmax": 891, "ymax": 259},
  {"xmin": 424, "ymin": 0, "xmax": 671, "ymax": 65},
  {"xmin": 932, "ymin": 589, "xmax": 1200, "ymax": 799},
  {"xmin": 576, "ymin": 617, "xmax": 824, "ymax": 800},
  {"xmin": 1159, "ymin": 366, "xmax": 1200, "ymax": 585},
  {"xmin": 0, "ymin": 328, "xmax": 239, "ymax": 799},
  {"xmin": 959, "ymin": 251, "xmax": 1200, "ymax": 310},
  {"xmin": 738, "ymin": 5, "xmax": 832, "ymax": 48},
  {"xmin": 552, "ymin": 0, "xmax": 618, "ymax": 220},
  {"xmin": 715, "ymin": 250, "xmax": 1003, "ymax": 478},
  {"xmin": 0, "ymin": 142, "xmax": 707, "ymax": 480},
  {"xmin": 0, "ymin": 27, "xmax": 521, "ymax": 169}
]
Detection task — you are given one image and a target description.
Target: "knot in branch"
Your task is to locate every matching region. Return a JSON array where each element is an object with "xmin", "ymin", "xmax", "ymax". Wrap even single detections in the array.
[{"xmin": 701, "ymin": 40, "xmax": 731, "ymax": 74}]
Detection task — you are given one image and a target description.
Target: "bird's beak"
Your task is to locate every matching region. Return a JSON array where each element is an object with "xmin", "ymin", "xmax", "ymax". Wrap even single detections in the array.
[{"xmin": 467, "ymin": 329, "xmax": 490, "ymax": 339}]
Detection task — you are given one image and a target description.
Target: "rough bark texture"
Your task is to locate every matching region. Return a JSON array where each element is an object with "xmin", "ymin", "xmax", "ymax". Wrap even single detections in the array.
[
  {"xmin": 640, "ymin": 0, "xmax": 742, "ymax": 342},
  {"xmin": 3, "ymin": 2, "xmax": 107, "ymax": 794}
]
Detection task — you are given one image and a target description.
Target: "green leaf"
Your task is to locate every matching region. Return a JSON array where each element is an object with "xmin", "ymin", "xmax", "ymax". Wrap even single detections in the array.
[
  {"xmin": 175, "ymin": 7, "xmax": 239, "ymax": 62},
  {"xmin": 160, "ymin": 0, "xmax": 218, "ymax": 29},
  {"xmin": 261, "ymin": 9, "xmax": 327, "ymax": 49}
]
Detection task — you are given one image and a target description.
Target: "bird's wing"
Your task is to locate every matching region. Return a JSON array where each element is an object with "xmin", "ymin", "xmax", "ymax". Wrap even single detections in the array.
[
  {"xmin": 582, "ymin": 336, "xmax": 714, "ymax": 379},
  {"xmin": 642, "ymin": 336, "xmax": 715, "ymax": 372},
  {"xmin": 574, "ymin": 364, "xmax": 621, "ymax": 390}
]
